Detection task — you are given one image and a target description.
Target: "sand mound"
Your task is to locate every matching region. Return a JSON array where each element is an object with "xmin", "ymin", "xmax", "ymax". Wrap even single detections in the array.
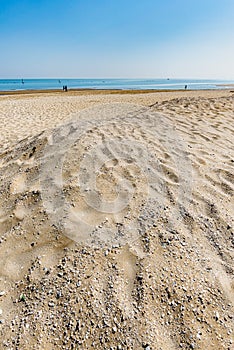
[{"xmin": 0, "ymin": 94, "xmax": 233, "ymax": 349}]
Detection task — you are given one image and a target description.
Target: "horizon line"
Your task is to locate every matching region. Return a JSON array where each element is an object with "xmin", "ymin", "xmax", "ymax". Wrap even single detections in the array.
[{"xmin": 1, "ymin": 77, "xmax": 234, "ymax": 80}]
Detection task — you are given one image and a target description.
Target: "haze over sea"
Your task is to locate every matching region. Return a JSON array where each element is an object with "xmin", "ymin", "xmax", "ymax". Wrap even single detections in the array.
[{"xmin": 1, "ymin": 79, "xmax": 234, "ymax": 91}]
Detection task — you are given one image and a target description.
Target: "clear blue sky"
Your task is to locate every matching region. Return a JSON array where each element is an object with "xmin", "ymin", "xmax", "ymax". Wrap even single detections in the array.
[{"xmin": 0, "ymin": 0, "xmax": 234, "ymax": 79}]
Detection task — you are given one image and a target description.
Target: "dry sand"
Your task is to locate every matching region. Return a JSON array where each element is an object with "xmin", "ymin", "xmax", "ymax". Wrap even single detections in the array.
[{"xmin": 0, "ymin": 89, "xmax": 233, "ymax": 349}]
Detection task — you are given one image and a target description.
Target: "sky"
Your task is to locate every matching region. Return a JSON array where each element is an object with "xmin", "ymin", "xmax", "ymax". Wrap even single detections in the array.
[{"xmin": 0, "ymin": 0, "xmax": 234, "ymax": 79}]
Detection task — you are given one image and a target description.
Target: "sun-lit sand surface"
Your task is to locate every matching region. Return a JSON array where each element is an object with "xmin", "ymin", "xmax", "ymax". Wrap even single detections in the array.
[
  {"xmin": 0, "ymin": 90, "xmax": 233, "ymax": 349},
  {"xmin": 0, "ymin": 89, "xmax": 232, "ymax": 150}
]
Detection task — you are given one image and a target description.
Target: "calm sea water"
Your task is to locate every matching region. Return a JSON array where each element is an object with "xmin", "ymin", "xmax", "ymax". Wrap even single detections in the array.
[{"xmin": 0, "ymin": 78, "xmax": 233, "ymax": 91}]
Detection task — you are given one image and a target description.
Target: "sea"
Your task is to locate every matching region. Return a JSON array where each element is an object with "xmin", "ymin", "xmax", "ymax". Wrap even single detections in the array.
[{"xmin": 0, "ymin": 78, "xmax": 233, "ymax": 91}]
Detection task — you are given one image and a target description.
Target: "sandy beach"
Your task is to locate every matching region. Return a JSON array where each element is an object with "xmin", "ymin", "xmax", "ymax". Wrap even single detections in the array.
[{"xmin": 0, "ymin": 89, "xmax": 233, "ymax": 349}]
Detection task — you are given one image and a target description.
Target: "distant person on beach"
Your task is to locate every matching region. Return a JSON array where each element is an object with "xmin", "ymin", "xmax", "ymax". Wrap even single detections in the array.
[
  {"xmin": 62, "ymin": 85, "xmax": 68, "ymax": 92},
  {"xmin": 185, "ymin": 85, "xmax": 188, "ymax": 90}
]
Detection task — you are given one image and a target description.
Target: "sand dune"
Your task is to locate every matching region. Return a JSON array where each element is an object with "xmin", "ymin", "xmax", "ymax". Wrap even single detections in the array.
[{"xmin": 0, "ymin": 90, "xmax": 233, "ymax": 349}]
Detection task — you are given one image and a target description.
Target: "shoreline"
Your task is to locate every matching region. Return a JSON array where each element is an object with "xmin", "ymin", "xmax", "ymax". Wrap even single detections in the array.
[{"xmin": 0, "ymin": 87, "xmax": 233, "ymax": 96}]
